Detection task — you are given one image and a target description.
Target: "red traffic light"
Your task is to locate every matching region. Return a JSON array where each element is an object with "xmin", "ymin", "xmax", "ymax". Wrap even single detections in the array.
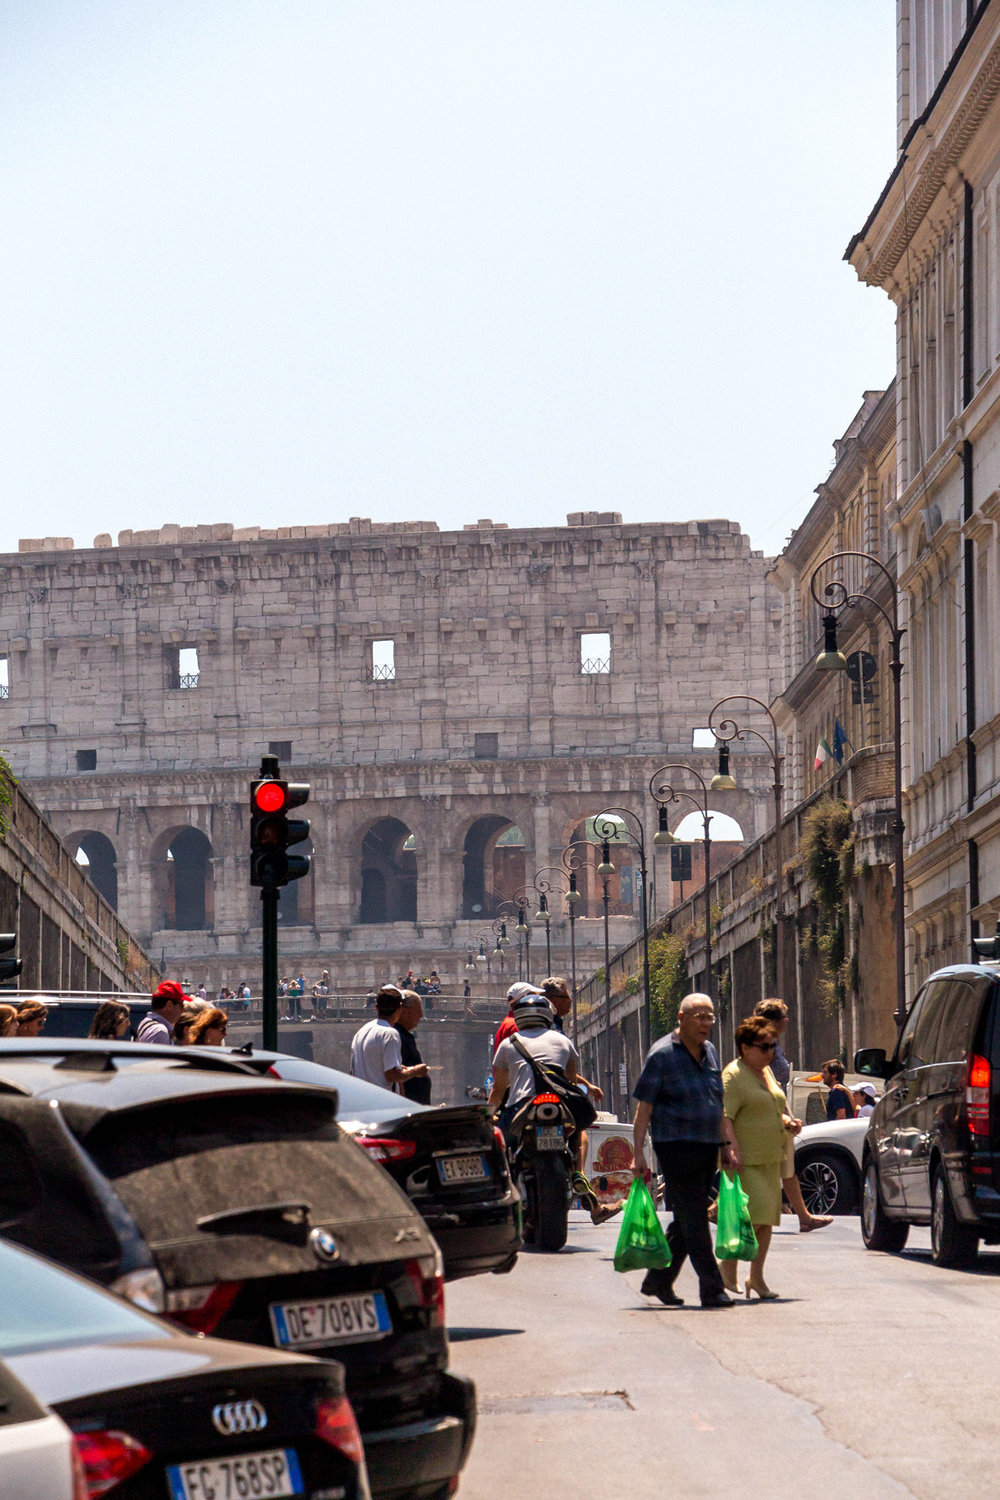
[{"xmin": 253, "ymin": 782, "xmax": 286, "ymax": 814}]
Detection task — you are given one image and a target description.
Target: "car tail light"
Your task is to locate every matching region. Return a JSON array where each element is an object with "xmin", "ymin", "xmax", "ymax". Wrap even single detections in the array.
[
  {"xmin": 165, "ymin": 1281, "xmax": 242, "ymax": 1333},
  {"xmin": 355, "ymin": 1135, "xmax": 417, "ymax": 1162},
  {"xmin": 71, "ymin": 1443, "xmax": 89, "ymax": 1500},
  {"xmin": 493, "ymin": 1126, "xmax": 507, "ymax": 1152},
  {"xmin": 108, "ymin": 1266, "xmax": 165, "ymax": 1314},
  {"xmin": 315, "ymin": 1395, "xmax": 366, "ymax": 1468},
  {"xmin": 404, "ymin": 1247, "xmax": 445, "ymax": 1328},
  {"xmin": 73, "ymin": 1430, "xmax": 152, "ymax": 1497},
  {"xmin": 967, "ymin": 1053, "xmax": 991, "ymax": 1136},
  {"xmin": 532, "ymin": 1093, "xmax": 560, "ymax": 1105}
]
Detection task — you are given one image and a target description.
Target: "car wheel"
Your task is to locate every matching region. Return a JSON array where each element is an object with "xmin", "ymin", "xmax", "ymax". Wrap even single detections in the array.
[
  {"xmin": 860, "ymin": 1155, "xmax": 909, "ymax": 1252},
  {"xmin": 797, "ymin": 1152, "xmax": 857, "ymax": 1215},
  {"xmin": 930, "ymin": 1162, "xmax": 979, "ymax": 1268}
]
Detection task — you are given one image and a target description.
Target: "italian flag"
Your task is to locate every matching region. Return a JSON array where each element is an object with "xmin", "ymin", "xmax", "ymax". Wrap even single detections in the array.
[{"xmin": 814, "ymin": 736, "xmax": 833, "ymax": 770}]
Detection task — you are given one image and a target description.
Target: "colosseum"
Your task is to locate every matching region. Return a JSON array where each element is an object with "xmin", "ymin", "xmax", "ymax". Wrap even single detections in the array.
[{"xmin": 0, "ymin": 511, "xmax": 778, "ymax": 996}]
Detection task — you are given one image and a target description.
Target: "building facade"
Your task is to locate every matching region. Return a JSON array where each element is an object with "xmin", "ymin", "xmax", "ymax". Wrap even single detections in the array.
[
  {"xmin": 0, "ymin": 513, "xmax": 778, "ymax": 993},
  {"xmin": 848, "ymin": 0, "xmax": 1000, "ymax": 986}
]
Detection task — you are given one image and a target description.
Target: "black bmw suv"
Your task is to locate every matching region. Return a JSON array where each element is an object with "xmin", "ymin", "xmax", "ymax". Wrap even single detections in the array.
[
  {"xmin": 0, "ymin": 1040, "xmax": 475, "ymax": 1500},
  {"xmin": 856, "ymin": 962, "xmax": 1000, "ymax": 1267}
]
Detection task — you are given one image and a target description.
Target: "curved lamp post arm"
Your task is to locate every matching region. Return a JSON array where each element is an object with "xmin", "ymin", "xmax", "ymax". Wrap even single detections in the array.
[
  {"xmin": 809, "ymin": 549, "xmax": 902, "ymax": 643},
  {"xmin": 649, "ymin": 762, "xmax": 714, "ymax": 1002},
  {"xmin": 708, "ymin": 694, "xmax": 781, "ymax": 769}
]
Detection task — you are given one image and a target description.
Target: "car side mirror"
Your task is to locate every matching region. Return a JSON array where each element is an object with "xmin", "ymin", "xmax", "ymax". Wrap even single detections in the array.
[{"xmin": 854, "ymin": 1047, "xmax": 890, "ymax": 1079}]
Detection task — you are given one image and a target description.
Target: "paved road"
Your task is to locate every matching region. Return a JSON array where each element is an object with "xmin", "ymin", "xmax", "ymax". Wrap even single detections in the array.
[{"xmin": 447, "ymin": 1209, "xmax": 1000, "ymax": 1500}]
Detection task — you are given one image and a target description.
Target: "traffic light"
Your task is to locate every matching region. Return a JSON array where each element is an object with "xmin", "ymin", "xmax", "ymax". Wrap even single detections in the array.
[
  {"xmin": 250, "ymin": 756, "xmax": 311, "ymax": 890},
  {"xmin": 0, "ymin": 933, "xmax": 22, "ymax": 987}
]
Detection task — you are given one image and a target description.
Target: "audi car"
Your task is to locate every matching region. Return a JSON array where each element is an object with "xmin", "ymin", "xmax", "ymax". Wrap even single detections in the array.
[
  {"xmin": 0, "ymin": 1039, "xmax": 475, "ymax": 1500},
  {"xmin": 223, "ymin": 1046, "xmax": 521, "ymax": 1281},
  {"xmin": 0, "ymin": 1234, "xmax": 370, "ymax": 1500}
]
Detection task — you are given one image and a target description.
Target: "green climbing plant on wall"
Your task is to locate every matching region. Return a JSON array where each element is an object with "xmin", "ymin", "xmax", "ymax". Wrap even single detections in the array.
[
  {"xmin": 647, "ymin": 931, "xmax": 690, "ymax": 1039},
  {"xmin": 799, "ymin": 796, "xmax": 854, "ymax": 1012},
  {"xmin": 0, "ymin": 752, "xmax": 15, "ymax": 840}
]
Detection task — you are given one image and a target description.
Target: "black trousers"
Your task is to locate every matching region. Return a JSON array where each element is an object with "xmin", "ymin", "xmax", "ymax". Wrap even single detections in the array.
[{"xmin": 650, "ymin": 1140, "xmax": 724, "ymax": 1302}]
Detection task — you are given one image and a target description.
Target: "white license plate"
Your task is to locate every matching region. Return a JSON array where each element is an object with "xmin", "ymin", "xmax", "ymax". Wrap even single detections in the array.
[
  {"xmin": 270, "ymin": 1290, "xmax": 391, "ymax": 1349},
  {"xmin": 166, "ymin": 1447, "xmax": 303, "ymax": 1499},
  {"xmin": 436, "ymin": 1153, "xmax": 490, "ymax": 1184},
  {"xmin": 536, "ymin": 1127, "xmax": 565, "ymax": 1151}
]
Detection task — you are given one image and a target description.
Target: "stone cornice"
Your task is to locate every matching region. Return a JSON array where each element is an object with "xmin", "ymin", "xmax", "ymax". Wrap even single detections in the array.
[{"xmin": 848, "ymin": 13, "xmax": 1000, "ymax": 290}]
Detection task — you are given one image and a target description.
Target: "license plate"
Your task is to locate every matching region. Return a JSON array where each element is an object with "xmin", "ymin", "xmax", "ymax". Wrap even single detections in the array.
[
  {"xmin": 270, "ymin": 1290, "xmax": 391, "ymax": 1349},
  {"xmin": 166, "ymin": 1447, "xmax": 303, "ymax": 1499},
  {"xmin": 536, "ymin": 1127, "xmax": 565, "ymax": 1151},
  {"xmin": 436, "ymin": 1153, "xmax": 490, "ymax": 1184}
]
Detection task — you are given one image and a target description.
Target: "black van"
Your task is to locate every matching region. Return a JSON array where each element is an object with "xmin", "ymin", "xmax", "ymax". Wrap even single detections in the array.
[{"xmin": 855, "ymin": 962, "xmax": 1000, "ymax": 1267}]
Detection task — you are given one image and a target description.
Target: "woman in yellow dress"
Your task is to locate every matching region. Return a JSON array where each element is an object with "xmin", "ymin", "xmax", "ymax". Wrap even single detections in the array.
[{"xmin": 719, "ymin": 1014, "xmax": 802, "ymax": 1299}]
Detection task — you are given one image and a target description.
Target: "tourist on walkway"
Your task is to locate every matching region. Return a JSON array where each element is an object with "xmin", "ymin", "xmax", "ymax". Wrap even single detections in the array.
[{"xmin": 632, "ymin": 993, "xmax": 740, "ymax": 1309}]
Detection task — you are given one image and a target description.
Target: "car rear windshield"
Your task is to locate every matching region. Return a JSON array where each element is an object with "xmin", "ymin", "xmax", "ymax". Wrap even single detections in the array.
[
  {"xmin": 81, "ymin": 1091, "xmax": 408, "ymax": 1246},
  {"xmin": 0, "ymin": 1242, "xmax": 155, "ymax": 1356}
]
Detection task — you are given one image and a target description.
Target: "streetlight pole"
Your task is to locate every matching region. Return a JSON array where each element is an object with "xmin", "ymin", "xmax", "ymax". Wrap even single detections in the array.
[
  {"xmin": 491, "ymin": 917, "xmax": 509, "ymax": 980},
  {"xmin": 595, "ymin": 808, "xmax": 651, "ymax": 1060},
  {"xmin": 649, "ymin": 763, "xmax": 715, "ymax": 998},
  {"xmin": 497, "ymin": 894, "xmax": 533, "ymax": 985},
  {"xmin": 597, "ymin": 837, "xmax": 615, "ymax": 1104},
  {"xmin": 708, "ymin": 696, "xmax": 784, "ymax": 995},
  {"xmin": 475, "ymin": 933, "xmax": 491, "ymax": 984},
  {"xmin": 810, "ymin": 550, "xmax": 907, "ymax": 1028}
]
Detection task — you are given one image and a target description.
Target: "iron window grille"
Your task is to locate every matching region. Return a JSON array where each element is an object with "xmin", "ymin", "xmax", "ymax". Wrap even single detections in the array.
[
  {"xmin": 178, "ymin": 672, "xmax": 200, "ymax": 690},
  {"xmin": 0, "ymin": 683, "xmax": 8, "ymax": 700},
  {"xmin": 366, "ymin": 662, "xmax": 396, "ymax": 683},
  {"xmin": 580, "ymin": 657, "xmax": 611, "ymax": 675}
]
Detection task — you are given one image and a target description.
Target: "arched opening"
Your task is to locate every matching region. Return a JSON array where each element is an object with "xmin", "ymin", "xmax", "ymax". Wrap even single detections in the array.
[
  {"xmin": 70, "ymin": 832, "xmax": 118, "ymax": 911},
  {"xmin": 359, "ymin": 818, "xmax": 417, "ymax": 923},
  {"xmin": 663, "ymin": 811, "xmax": 745, "ymax": 906},
  {"xmin": 162, "ymin": 828, "xmax": 214, "ymax": 931},
  {"xmin": 462, "ymin": 816, "xmax": 525, "ymax": 917}
]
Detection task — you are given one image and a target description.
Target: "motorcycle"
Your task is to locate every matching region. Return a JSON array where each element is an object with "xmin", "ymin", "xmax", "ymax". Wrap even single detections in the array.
[{"xmin": 507, "ymin": 1089, "xmax": 579, "ymax": 1252}]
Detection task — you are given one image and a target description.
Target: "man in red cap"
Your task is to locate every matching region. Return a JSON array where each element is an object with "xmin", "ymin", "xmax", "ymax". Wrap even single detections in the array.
[{"xmin": 137, "ymin": 981, "xmax": 187, "ymax": 1044}]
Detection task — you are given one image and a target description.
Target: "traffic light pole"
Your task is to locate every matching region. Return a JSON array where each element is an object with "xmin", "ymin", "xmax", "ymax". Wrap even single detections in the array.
[{"xmin": 261, "ymin": 887, "xmax": 279, "ymax": 1051}]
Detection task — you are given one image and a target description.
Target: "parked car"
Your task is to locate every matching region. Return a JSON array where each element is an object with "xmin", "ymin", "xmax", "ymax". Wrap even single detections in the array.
[
  {"xmin": 0, "ymin": 1361, "xmax": 84, "ymax": 1500},
  {"xmin": 0, "ymin": 1039, "xmax": 475, "ymax": 1500},
  {"xmin": 224, "ymin": 1047, "xmax": 522, "ymax": 1281},
  {"xmin": 855, "ymin": 961, "xmax": 1000, "ymax": 1267},
  {"xmin": 0, "ymin": 1234, "xmax": 370, "ymax": 1500},
  {"xmin": 793, "ymin": 1117, "xmax": 869, "ymax": 1215}
]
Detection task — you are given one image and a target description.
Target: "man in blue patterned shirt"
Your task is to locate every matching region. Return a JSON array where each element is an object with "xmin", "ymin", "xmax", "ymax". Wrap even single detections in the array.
[{"xmin": 632, "ymin": 993, "xmax": 741, "ymax": 1308}]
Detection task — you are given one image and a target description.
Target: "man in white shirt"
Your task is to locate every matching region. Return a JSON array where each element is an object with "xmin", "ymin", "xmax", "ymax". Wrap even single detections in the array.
[{"xmin": 351, "ymin": 985, "xmax": 430, "ymax": 1091}]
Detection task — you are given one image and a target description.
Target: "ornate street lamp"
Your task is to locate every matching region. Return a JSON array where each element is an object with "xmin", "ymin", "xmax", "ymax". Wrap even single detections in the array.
[
  {"xmin": 475, "ymin": 934, "xmax": 490, "ymax": 982},
  {"xmin": 810, "ymin": 550, "xmax": 907, "ymax": 1027},
  {"xmin": 649, "ymin": 763, "xmax": 715, "ymax": 998},
  {"xmin": 491, "ymin": 917, "xmax": 510, "ymax": 979},
  {"xmin": 595, "ymin": 808, "xmax": 652, "ymax": 1061},
  {"xmin": 708, "ymin": 696, "xmax": 785, "ymax": 994},
  {"xmin": 496, "ymin": 894, "xmax": 533, "ymax": 984}
]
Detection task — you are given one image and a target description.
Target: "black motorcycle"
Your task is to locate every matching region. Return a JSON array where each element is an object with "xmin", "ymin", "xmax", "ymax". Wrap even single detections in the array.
[{"xmin": 507, "ymin": 1088, "xmax": 579, "ymax": 1252}]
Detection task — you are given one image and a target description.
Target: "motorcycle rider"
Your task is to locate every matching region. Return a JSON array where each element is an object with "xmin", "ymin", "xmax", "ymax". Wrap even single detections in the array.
[{"xmin": 488, "ymin": 993, "xmax": 616, "ymax": 1225}]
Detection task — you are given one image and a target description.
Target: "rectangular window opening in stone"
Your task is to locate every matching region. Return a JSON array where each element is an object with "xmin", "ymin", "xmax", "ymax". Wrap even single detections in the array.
[
  {"xmin": 692, "ymin": 727, "xmax": 716, "ymax": 749},
  {"xmin": 580, "ymin": 631, "xmax": 611, "ymax": 674},
  {"xmin": 0, "ymin": 655, "xmax": 7, "ymax": 700},
  {"xmin": 169, "ymin": 645, "xmax": 200, "ymax": 690},
  {"xmin": 370, "ymin": 638, "xmax": 395, "ymax": 683},
  {"xmin": 269, "ymin": 741, "xmax": 292, "ymax": 764},
  {"xmin": 474, "ymin": 732, "xmax": 499, "ymax": 759},
  {"xmin": 75, "ymin": 749, "xmax": 97, "ymax": 772}
]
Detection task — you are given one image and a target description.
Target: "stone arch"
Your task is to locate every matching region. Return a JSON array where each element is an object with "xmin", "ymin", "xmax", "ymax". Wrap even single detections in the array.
[
  {"xmin": 461, "ymin": 814, "xmax": 525, "ymax": 918},
  {"xmin": 152, "ymin": 826, "xmax": 215, "ymax": 931},
  {"xmin": 359, "ymin": 816, "xmax": 417, "ymax": 923},
  {"xmin": 67, "ymin": 831, "xmax": 118, "ymax": 911},
  {"xmin": 672, "ymin": 810, "xmax": 745, "ymax": 843}
]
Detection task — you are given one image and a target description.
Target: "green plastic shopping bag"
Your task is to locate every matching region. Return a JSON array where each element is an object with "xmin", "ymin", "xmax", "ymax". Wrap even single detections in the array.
[
  {"xmin": 714, "ymin": 1170, "xmax": 759, "ymax": 1261},
  {"xmin": 613, "ymin": 1176, "xmax": 672, "ymax": 1273}
]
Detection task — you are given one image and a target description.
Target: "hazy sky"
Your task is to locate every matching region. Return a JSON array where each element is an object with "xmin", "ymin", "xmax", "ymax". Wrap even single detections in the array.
[{"xmin": 0, "ymin": 2, "xmax": 897, "ymax": 559}]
